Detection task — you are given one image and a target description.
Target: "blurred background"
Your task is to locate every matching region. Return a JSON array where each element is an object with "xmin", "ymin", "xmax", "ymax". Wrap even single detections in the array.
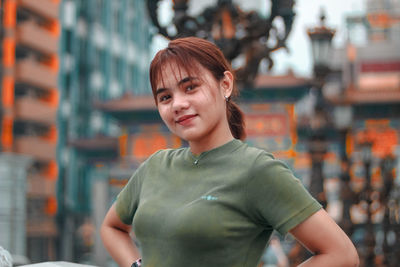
[{"xmin": 0, "ymin": 0, "xmax": 399, "ymax": 266}]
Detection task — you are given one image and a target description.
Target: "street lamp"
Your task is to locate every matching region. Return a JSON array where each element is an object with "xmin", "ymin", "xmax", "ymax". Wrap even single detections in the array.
[
  {"xmin": 306, "ymin": 10, "xmax": 335, "ymax": 209},
  {"xmin": 333, "ymin": 105, "xmax": 354, "ymax": 235},
  {"xmin": 307, "ymin": 10, "xmax": 336, "ymax": 82},
  {"xmin": 380, "ymin": 154, "xmax": 397, "ymax": 266},
  {"xmin": 359, "ymin": 140, "xmax": 375, "ymax": 267}
]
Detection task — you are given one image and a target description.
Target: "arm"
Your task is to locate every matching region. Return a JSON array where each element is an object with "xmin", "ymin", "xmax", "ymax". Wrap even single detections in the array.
[
  {"xmin": 101, "ymin": 203, "xmax": 141, "ymax": 267},
  {"xmin": 289, "ymin": 209, "xmax": 359, "ymax": 267}
]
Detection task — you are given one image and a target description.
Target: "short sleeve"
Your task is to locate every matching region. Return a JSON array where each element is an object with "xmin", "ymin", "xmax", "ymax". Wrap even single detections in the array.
[
  {"xmin": 115, "ymin": 161, "xmax": 147, "ymax": 225},
  {"xmin": 245, "ymin": 153, "xmax": 321, "ymax": 235}
]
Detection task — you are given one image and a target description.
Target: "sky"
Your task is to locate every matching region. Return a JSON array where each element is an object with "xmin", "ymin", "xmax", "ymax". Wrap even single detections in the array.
[
  {"xmin": 272, "ymin": 0, "xmax": 366, "ymax": 77},
  {"xmin": 151, "ymin": 0, "xmax": 366, "ymax": 78}
]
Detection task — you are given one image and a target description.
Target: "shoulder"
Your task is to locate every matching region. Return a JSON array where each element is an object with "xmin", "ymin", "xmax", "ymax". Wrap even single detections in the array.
[
  {"xmin": 226, "ymin": 141, "xmax": 289, "ymax": 175},
  {"xmin": 142, "ymin": 147, "xmax": 188, "ymax": 167},
  {"xmin": 238, "ymin": 142, "xmax": 286, "ymax": 172},
  {"xmin": 232, "ymin": 140, "xmax": 274, "ymax": 162},
  {"xmin": 237, "ymin": 143, "xmax": 296, "ymax": 185},
  {"xmin": 125, "ymin": 147, "xmax": 187, "ymax": 184},
  {"xmin": 148, "ymin": 147, "xmax": 187, "ymax": 161}
]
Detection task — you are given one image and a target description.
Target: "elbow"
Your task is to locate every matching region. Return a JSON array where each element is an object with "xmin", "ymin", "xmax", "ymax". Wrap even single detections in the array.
[
  {"xmin": 100, "ymin": 220, "xmax": 112, "ymax": 244},
  {"xmin": 344, "ymin": 255, "xmax": 359, "ymax": 267},
  {"xmin": 354, "ymin": 257, "xmax": 360, "ymax": 267},
  {"xmin": 322, "ymin": 241, "xmax": 359, "ymax": 267},
  {"xmin": 100, "ymin": 221, "xmax": 115, "ymax": 250},
  {"xmin": 100, "ymin": 222, "xmax": 107, "ymax": 243},
  {"xmin": 350, "ymin": 250, "xmax": 360, "ymax": 267},
  {"xmin": 341, "ymin": 244, "xmax": 360, "ymax": 267}
]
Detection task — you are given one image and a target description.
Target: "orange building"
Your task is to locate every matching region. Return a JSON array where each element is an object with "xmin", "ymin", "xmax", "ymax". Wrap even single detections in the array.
[{"xmin": 0, "ymin": 0, "xmax": 60, "ymax": 262}]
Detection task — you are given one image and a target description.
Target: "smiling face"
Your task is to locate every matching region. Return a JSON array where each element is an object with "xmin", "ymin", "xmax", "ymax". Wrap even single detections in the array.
[{"xmin": 155, "ymin": 62, "xmax": 234, "ymax": 153}]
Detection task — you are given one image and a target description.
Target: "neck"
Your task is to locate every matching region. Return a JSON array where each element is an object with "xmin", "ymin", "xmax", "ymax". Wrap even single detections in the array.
[{"xmin": 189, "ymin": 130, "xmax": 234, "ymax": 155}]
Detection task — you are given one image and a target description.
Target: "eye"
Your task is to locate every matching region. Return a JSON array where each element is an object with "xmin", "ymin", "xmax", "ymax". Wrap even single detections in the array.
[
  {"xmin": 159, "ymin": 94, "xmax": 171, "ymax": 103},
  {"xmin": 185, "ymin": 83, "xmax": 197, "ymax": 92}
]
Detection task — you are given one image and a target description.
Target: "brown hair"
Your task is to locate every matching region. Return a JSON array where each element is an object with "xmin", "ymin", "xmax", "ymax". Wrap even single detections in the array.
[{"xmin": 149, "ymin": 37, "xmax": 246, "ymax": 140}]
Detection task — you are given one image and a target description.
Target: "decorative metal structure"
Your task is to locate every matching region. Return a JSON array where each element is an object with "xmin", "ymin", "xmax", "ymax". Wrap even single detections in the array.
[
  {"xmin": 306, "ymin": 10, "xmax": 335, "ymax": 209},
  {"xmin": 333, "ymin": 104, "xmax": 354, "ymax": 235},
  {"xmin": 338, "ymin": 3, "xmax": 400, "ymax": 266},
  {"xmin": 307, "ymin": 11, "xmax": 335, "ymax": 80},
  {"xmin": 380, "ymin": 154, "xmax": 398, "ymax": 266},
  {"xmin": 358, "ymin": 140, "xmax": 375, "ymax": 267},
  {"xmin": 353, "ymin": 140, "xmax": 399, "ymax": 267},
  {"xmin": 147, "ymin": 0, "xmax": 295, "ymax": 88}
]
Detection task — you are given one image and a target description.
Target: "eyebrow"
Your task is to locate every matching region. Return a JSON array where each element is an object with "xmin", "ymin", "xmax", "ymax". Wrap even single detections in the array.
[{"xmin": 155, "ymin": 76, "xmax": 198, "ymax": 96}]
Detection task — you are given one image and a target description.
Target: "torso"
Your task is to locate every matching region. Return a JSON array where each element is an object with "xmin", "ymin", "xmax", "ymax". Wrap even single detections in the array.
[{"xmin": 116, "ymin": 139, "xmax": 321, "ymax": 267}]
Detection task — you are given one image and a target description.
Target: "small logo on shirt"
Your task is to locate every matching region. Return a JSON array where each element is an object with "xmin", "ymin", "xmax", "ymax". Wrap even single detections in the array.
[{"xmin": 201, "ymin": 195, "xmax": 218, "ymax": 201}]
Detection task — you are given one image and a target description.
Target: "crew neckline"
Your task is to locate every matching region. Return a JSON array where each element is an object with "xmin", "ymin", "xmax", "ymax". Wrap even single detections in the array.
[{"xmin": 186, "ymin": 139, "xmax": 243, "ymax": 165}]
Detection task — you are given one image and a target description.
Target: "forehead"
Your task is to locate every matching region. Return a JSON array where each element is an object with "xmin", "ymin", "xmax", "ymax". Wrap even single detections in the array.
[
  {"xmin": 156, "ymin": 60, "xmax": 210, "ymax": 88},
  {"xmin": 160, "ymin": 62, "xmax": 190, "ymax": 80}
]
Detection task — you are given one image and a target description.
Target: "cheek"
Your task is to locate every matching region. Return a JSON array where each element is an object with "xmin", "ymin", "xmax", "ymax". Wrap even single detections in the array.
[
  {"xmin": 198, "ymin": 88, "xmax": 219, "ymax": 108},
  {"xmin": 158, "ymin": 106, "xmax": 172, "ymax": 124}
]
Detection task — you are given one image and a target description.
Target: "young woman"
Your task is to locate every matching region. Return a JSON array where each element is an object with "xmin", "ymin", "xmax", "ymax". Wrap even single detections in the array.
[{"xmin": 101, "ymin": 37, "xmax": 359, "ymax": 267}]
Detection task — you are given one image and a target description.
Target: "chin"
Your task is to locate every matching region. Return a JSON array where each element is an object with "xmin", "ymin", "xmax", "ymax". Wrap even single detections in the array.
[
  {"xmin": 177, "ymin": 133, "xmax": 201, "ymax": 143},
  {"xmin": 175, "ymin": 130, "xmax": 205, "ymax": 143}
]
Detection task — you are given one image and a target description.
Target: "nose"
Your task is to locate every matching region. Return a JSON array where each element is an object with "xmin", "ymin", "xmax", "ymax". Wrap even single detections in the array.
[{"xmin": 172, "ymin": 92, "xmax": 189, "ymax": 113}]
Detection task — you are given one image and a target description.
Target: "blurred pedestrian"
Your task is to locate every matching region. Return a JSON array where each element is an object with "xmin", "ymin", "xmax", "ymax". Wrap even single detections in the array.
[
  {"xmin": 101, "ymin": 37, "xmax": 359, "ymax": 267},
  {"xmin": 0, "ymin": 246, "xmax": 12, "ymax": 267}
]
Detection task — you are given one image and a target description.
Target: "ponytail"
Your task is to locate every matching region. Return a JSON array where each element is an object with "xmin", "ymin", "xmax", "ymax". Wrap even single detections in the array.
[{"xmin": 226, "ymin": 101, "xmax": 246, "ymax": 140}]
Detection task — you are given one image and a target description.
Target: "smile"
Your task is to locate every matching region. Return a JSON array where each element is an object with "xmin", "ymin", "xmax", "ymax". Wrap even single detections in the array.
[{"xmin": 176, "ymin": 114, "xmax": 197, "ymax": 125}]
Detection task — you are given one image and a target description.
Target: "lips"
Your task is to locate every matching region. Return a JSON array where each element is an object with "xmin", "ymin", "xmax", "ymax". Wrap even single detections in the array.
[{"xmin": 176, "ymin": 114, "xmax": 197, "ymax": 125}]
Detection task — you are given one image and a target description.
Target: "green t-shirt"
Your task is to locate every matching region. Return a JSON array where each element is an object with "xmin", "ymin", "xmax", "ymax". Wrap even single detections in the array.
[{"xmin": 116, "ymin": 139, "xmax": 321, "ymax": 267}]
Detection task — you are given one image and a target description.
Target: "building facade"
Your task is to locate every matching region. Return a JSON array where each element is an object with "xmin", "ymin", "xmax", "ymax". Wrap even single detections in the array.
[
  {"xmin": 0, "ymin": 0, "xmax": 60, "ymax": 263},
  {"xmin": 57, "ymin": 0, "xmax": 152, "ymax": 263},
  {"xmin": 327, "ymin": 1, "xmax": 400, "ymax": 264}
]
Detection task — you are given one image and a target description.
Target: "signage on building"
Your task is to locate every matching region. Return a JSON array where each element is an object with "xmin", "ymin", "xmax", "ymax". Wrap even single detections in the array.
[
  {"xmin": 357, "ymin": 60, "xmax": 400, "ymax": 91},
  {"xmin": 360, "ymin": 61, "xmax": 400, "ymax": 72},
  {"xmin": 243, "ymin": 103, "xmax": 296, "ymax": 160},
  {"xmin": 367, "ymin": 12, "xmax": 400, "ymax": 29},
  {"xmin": 245, "ymin": 114, "xmax": 289, "ymax": 136}
]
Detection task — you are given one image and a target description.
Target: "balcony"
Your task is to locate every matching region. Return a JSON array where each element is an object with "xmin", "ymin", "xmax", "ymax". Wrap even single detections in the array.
[
  {"xmin": 15, "ymin": 59, "xmax": 57, "ymax": 90},
  {"xmin": 345, "ymin": 88, "xmax": 400, "ymax": 104},
  {"xmin": 27, "ymin": 174, "xmax": 56, "ymax": 197},
  {"xmin": 16, "ymin": 20, "xmax": 58, "ymax": 55},
  {"xmin": 27, "ymin": 218, "xmax": 58, "ymax": 237},
  {"xmin": 15, "ymin": 96, "xmax": 57, "ymax": 125},
  {"xmin": 15, "ymin": 136, "xmax": 56, "ymax": 162},
  {"xmin": 18, "ymin": 0, "xmax": 59, "ymax": 21},
  {"xmin": 94, "ymin": 94, "xmax": 160, "ymax": 123}
]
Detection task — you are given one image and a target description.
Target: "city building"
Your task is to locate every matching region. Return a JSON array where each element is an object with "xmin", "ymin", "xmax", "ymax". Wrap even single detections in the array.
[
  {"xmin": 0, "ymin": 0, "xmax": 60, "ymax": 263},
  {"xmin": 325, "ymin": 0, "xmax": 400, "ymax": 264},
  {"xmin": 335, "ymin": 0, "xmax": 400, "ymax": 178},
  {"xmin": 57, "ymin": 0, "xmax": 152, "ymax": 264}
]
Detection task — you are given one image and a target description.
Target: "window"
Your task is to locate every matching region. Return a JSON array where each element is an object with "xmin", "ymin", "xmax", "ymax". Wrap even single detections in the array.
[
  {"xmin": 94, "ymin": 0, "xmax": 104, "ymax": 25},
  {"xmin": 112, "ymin": 1, "xmax": 121, "ymax": 34}
]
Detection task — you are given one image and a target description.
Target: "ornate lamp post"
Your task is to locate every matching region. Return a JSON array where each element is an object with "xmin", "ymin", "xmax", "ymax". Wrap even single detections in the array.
[
  {"xmin": 380, "ymin": 154, "xmax": 397, "ymax": 266},
  {"xmin": 147, "ymin": 0, "xmax": 296, "ymax": 88},
  {"xmin": 359, "ymin": 140, "xmax": 375, "ymax": 267},
  {"xmin": 306, "ymin": 10, "xmax": 335, "ymax": 208},
  {"xmin": 307, "ymin": 10, "xmax": 336, "ymax": 81},
  {"xmin": 333, "ymin": 105, "xmax": 354, "ymax": 235}
]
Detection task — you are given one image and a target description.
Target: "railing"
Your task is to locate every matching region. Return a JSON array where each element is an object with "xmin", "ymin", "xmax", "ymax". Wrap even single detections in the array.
[
  {"xmin": 16, "ymin": 20, "xmax": 58, "ymax": 55},
  {"xmin": 18, "ymin": 0, "xmax": 59, "ymax": 21},
  {"xmin": 27, "ymin": 174, "xmax": 56, "ymax": 197},
  {"xmin": 15, "ymin": 59, "xmax": 57, "ymax": 90},
  {"xmin": 14, "ymin": 136, "xmax": 56, "ymax": 162},
  {"xmin": 15, "ymin": 96, "xmax": 57, "ymax": 125}
]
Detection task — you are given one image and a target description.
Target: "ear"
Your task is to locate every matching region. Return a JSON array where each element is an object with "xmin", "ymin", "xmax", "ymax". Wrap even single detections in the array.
[{"xmin": 220, "ymin": 71, "xmax": 234, "ymax": 98}]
